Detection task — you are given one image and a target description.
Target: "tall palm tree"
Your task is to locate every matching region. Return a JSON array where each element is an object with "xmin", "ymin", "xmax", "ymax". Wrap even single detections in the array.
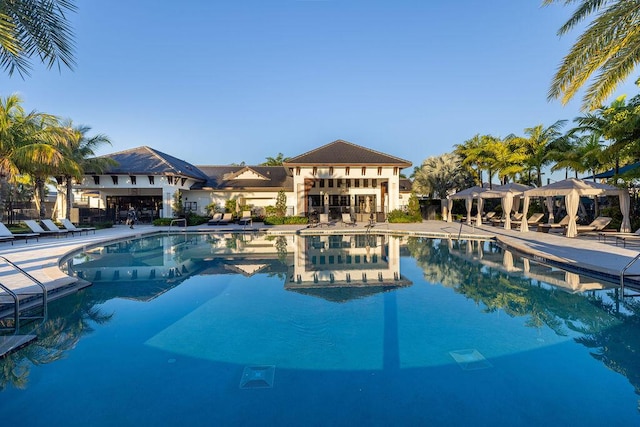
[
  {"xmin": 0, "ymin": 0, "xmax": 76, "ymax": 77},
  {"xmin": 0, "ymin": 94, "xmax": 65, "ymax": 219},
  {"xmin": 55, "ymin": 120, "xmax": 113, "ymax": 220},
  {"xmin": 520, "ymin": 121, "xmax": 567, "ymax": 187},
  {"xmin": 544, "ymin": 0, "xmax": 640, "ymax": 110}
]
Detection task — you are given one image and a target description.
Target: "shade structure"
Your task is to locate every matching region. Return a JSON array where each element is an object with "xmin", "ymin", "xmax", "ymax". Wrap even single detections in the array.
[
  {"xmin": 449, "ymin": 186, "xmax": 487, "ymax": 225},
  {"xmin": 480, "ymin": 183, "xmax": 532, "ymax": 230},
  {"xmin": 523, "ymin": 178, "xmax": 631, "ymax": 237}
]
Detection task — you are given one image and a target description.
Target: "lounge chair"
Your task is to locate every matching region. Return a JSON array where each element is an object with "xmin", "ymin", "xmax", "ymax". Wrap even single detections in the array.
[
  {"xmin": 238, "ymin": 211, "xmax": 252, "ymax": 226},
  {"xmin": 342, "ymin": 213, "xmax": 356, "ymax": 227},
  {"xmin": 318, "ymin": 213, "xmax": 332, "ymax": 227},
  {"xmin": 0, "ymin": 222, "xmax": 40, "ymax": 244},
  {"xmin": 41, "ymin": 219, "xmax": 73, "ymax": 236},
  {"xmin": 61, "ymin": 218, "xmax": 96, "ymax": 235},
  {"xmin": 613, "ymin": 228, "xmax": 640, "ymax": 247},
  {"xmin": 217, "ymin": 213, "xmax": 233, "ymax": 225},
  {"xmin": 208, "ymin": 213, "xmax": 222, "ymax": 225},
  {"xmin": 24, "ymin": 220, "xmax": 66, "ymax": 238},
  {"xmin": 537, "ymin": 215, "xmax": 570, "ymax": 233},
  {"xmin": 572, "ymin": 216, "xmax": 612, "ymax": 234},
  {"xmin": 510, "ymin": 212, "xmax": 545, "ymax": 229},
  {"xmin": 482, "ymin": 211, "xmax": 497, "ymax": 223}
]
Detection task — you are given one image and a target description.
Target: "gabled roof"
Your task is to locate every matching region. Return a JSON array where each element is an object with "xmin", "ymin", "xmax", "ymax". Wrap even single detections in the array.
[
  {"xmin": 283, "ymin": 139, "xmax": 412, "ymax": 167},
  {"xmin": 193, "ymin": 165, "xmax": 293, "ymax": 190},
  {"xmin": 94, "ymin": 146, "xmax": 209, "ymax": 181}
]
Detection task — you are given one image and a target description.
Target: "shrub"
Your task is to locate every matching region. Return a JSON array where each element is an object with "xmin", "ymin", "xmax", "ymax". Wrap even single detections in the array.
[
  {"xmin": 387, "ymin": 209, "xmax": 421, "ymax": 223},
  {"xmin": 263, "ymin": 215, "xmax": 308, "ymax": 225}
]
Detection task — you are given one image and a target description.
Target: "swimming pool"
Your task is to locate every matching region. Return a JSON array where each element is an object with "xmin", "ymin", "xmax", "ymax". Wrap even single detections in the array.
[{"xmin": 1, "ymin": 232, "xmax": 639, "ymax": 426}]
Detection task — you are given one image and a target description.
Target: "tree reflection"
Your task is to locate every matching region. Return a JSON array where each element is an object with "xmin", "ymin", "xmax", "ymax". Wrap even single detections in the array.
[{"xmin": 0, "ymin": 290, "xmax": 112, "ymax": 391}]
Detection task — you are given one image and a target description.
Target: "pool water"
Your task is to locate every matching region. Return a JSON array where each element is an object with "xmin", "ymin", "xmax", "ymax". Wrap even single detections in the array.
[{"xmin": 1, "ymin": 233, "xmax": 639, "ymax": 426}]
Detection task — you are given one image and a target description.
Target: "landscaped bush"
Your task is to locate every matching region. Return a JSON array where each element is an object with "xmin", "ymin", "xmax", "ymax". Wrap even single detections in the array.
[
  {"xmin": 387, "ymin": 209, "xmax": 422, "ymax": 223},
  {"xmin": 263, "ymin": 215, "xmax": 308, "ymax": 225}
]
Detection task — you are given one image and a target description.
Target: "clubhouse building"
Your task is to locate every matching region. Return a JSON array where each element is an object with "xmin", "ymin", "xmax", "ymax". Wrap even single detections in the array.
[{"xmin": 63, "ymin": 140, "xmax": 412, "ymax": 223}]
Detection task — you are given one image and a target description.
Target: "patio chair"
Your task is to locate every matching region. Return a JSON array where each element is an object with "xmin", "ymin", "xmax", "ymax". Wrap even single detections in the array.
[
  {"xmin": 217, "ymin": 213, "xmax": 233, "ymax": 225},
  {"xmin": 238, "ymin": 211, "xmax": 252, "ymax": 226},
  {"xmin": 342, "ymin": 213, "xmax": 356, "ymax": 227},
  {"xmin": 207, "ymin": 213, "xmax": 222, "ymax": 225},
  {"xmin": 511, "ymin": 212, "xmax": 545, "ymax": 229},
  {"xmin": 613, "ymin": 228, "xmax": 640, "ymax": 247},
  {"xmin": 61, "ymin": 218, "xmax": 96, "ymax": 235},
  {"xmin": 42, "ymin": 219, "xmax": 73, "ymax": 236},
  {"xmin": 537, "ymin": 215, "xmax": 570, "ymax": 233},
  {"xmin": 24, "ymin": 220, "xmax": 66, "ymax": 238},
  {"xmin": 573, "ymin": 216, "xmax": 612, "ymax": 234},
  {"xmin": 318, "ymin": 213, "xmax": 332, "ymax": 227},
  {"xmin": 0, "ymin": 222, "xmax": 40, "ymax": 244}
]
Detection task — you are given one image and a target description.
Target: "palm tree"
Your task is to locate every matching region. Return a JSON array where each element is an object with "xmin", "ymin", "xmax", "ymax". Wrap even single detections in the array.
[
  {"xmin": 55, "ymin": 120, "xmax": 113, "ymax": 220},
  {"xmin": 261, "ymin": 153, "xmax": 290, "ymax": 166},
  {"xmin": 544, "ymin": 0, "xmax": 640, "ymax": 110},
  {"xmin": 519, "ymin": 121, "xmax": 567, "ymax": 187},
  {"xmin": 0, "ymin": 0, "xmax": 76, "ymax": 77},
  {"xmin": 0, "ymin": 94, "xmax": 65, "ymax": 219}
]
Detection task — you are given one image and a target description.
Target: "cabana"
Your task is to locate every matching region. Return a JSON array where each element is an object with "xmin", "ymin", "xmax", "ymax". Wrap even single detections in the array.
[
  {"xmin": 522, "ymin": 178, "xmax": 631, "ymax": 236},
  {"xmin": 448, "ymin": 186, "xmax": 488, "ymax": 225},
  {"xmin": 480, "ymin": 183, "xmax": 532, "ymax": 230}
]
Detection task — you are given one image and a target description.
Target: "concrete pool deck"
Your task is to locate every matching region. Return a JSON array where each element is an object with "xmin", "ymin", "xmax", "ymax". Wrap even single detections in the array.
[{"xmin": 1, "ymin": 220, "xmax": 640, "ymax": 300}]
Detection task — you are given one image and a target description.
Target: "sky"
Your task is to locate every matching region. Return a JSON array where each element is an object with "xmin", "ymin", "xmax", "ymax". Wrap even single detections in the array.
[{"xmin": 1, "ymin": 0, "xmax": 639, "ymax": 181}]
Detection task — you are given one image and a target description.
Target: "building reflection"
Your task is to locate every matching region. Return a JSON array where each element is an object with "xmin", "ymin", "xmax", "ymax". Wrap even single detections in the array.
[{"xmin": 63, "ymin": 232, "xmax": 412, "ymax": 302}]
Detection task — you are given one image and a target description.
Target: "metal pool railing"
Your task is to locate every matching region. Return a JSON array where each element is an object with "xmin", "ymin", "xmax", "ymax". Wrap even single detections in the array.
[{"xmin": 0, "ymin": 255, "xmax": 48, "ymax": 333}]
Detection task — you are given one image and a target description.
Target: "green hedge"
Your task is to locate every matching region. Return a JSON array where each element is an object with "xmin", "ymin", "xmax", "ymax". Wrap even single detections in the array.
[
  {"xmin": 387, "ymin": 209, "xmax": 422, "ymax": 223},
  {"xmin": 264, "ymin": 215, "xmax": 309, "ymax": 225}
]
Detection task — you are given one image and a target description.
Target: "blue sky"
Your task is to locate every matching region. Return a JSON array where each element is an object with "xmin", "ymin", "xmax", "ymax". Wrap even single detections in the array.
[{"xmin": 1, "ymin": 0, "xmax": 638, "ymax": 179}]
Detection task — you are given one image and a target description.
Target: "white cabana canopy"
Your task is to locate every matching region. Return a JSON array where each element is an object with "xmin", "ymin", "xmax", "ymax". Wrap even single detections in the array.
[
  {"xmin": 522, "ymin": 178, "xmax": 631, "ymax": 237},
  {"xmin": 480, "ymin": 183, "xmax": 532, "ymax": 230},
  {"xmin": 448, "ymin": 186, "xmax": 488, "ymax": 225}
]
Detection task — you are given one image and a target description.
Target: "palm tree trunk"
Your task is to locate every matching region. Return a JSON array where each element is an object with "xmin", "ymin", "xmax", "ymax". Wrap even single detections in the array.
[{"xmin": 65, "ymin": 176, "xmax": 72, "ymax": 220}]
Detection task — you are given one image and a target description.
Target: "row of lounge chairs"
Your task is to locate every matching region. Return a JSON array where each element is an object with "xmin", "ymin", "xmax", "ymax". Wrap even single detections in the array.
[
  {"xmin": 0, "ymin": 219, "xmax": 96, "ymax": 245},
  {"xmin": 207, "ymin": 211, "xmax": 253, "ymax": 226}
]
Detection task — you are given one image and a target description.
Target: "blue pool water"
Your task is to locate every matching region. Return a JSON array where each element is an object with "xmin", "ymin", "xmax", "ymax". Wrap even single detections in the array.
[{"xmin": 1, "ymin": 233, "xmax": 639, "ymax": 426}]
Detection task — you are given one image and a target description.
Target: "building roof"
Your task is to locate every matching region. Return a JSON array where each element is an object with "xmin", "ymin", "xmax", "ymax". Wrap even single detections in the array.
[
  {"xmin": 582, "ymin": 161, "xmax": 640, "ymax": 179},
  {"xmin": 399, "ymin": 178, "xmax": 413, "ymax": 192},
  {"xmin": 94, "ymin": 146, "xmax": 209, "ymax": 181},
  {"xmin": 283, "ymin": 139, "xmax": 412, "ymax": 167},
  {"xmin": 193, "ymin": 165, "xmax": 293, "ymax": 190}
]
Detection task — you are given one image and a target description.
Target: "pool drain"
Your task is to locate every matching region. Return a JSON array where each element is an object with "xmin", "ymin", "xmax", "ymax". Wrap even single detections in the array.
[
  {"xmin": 449, "ymin": 349, "xmax": 492, "ymax": 370},
  {"xmin": 240, "ymin": 365, "xmax": 275, "ymax": 389}
]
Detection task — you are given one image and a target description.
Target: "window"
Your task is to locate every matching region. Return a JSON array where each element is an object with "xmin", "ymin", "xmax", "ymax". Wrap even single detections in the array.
[
  {"xmin": 337, "ymin": 179, "xmax": 342, "ymax": 188},
  {"xmin": 312, "ymin": 167, "xmax": 317, "ymax": 176},
  {"xmin": 346, "ymin": 179, "xmax": 351, "ymax": 188},
  {"xmin": 363, "ymin": 179, "xmax": 369, "ymax": 188},
  {"xmin": 329, "ymin": 167, "xmax": 334, "ymax": 174},
  {"xmin": 168, "ymin": 176, "xmax": 174, "ymax": 185},
  {"xmin": 328, "ymin": 179, "xmax": 334, "ymax": 188},
  {"xmin": 372, "ymin": 179, "xmax": 377, "ymax": 188},
  {"xmin": 319, "ymin": 179, "xmax": 325, "ymax": 188},
  {"xmin": 93, "ymin": 176, "xmax": 100, "ymax": 185},
  {"xmin": 111, "ymin": 176, "xmax": 118, "ymax": 185},
  {"xmin": 394, "ymin": 167, "xmax": 399, "ymax": 175},
  {"xmin": 130, "ymin": 176, "xmax": 136, "ymax": 185},
  {"xmin": 345, "ymin": 167, "xmax": 350, "ymax": 176},
  {"xmin": 378, "ymin": 167, "xmax": 382, "ymax": 175},
  {"xmin": 354, "ymin": 179, "xmax": 360, "ymax": 188},
  {"xmin": 296, "ymin": 167, "xmax": 301, "ymax": 175},
  {"xmin": 148, "ymin": 176, "xmax": 155, "ymax": 185},
  {"xmin": 361, "ymin": 166, "xmax": 366, "ymax": 175}
]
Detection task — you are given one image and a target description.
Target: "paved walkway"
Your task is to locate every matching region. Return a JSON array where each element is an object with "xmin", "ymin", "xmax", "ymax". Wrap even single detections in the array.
[{"xmin": 1, "ymin": 220, "xmax": 639, "ymax": 299}]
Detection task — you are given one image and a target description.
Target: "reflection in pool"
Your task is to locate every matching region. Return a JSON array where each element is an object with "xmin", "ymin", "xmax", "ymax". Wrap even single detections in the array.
[{"xmin": 1, "ymin": 233, "xmax": 639, "ymax": 425}]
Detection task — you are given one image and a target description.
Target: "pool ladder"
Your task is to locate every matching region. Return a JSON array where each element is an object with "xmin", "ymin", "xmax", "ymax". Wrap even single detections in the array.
[
  {"xmin": 0, "ymin": 256, "xmax": 48, "ymax": 333},
  {"xmin": 620, "ymin": 252, "xmax": 640, "ymax": 297},
  {"xmin": 168, "ymin": 218, "xmax": 187, "ymax": 232}
]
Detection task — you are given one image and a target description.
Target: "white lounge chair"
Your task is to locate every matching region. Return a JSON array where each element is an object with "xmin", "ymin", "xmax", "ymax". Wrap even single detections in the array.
[
  {"xmin": 573, "ymin": 216, "xmax": 612, "ymax": 234},
  {"xmin": 342, "ymin": 213, "xmax": 356, "ymax": 227},
  {"xmin": 0, "ymin": 222, "xmax": 40, "ymax": 244},
  {"xmin": 24, "ymin": 220, "xmax": 66, "ymax": 238},
  {"xmin": 41, "ymin": 219, "xmax": 72, "ymax": 236},
  {"xmin": 318, "ymin": 213, "xmax": 332, "ymax": 227},
  {"xmin": 61, "ymin": 218, "xmax": 96, "ymax": 235},
  {"xmin": 238, "ymin": 211, "xmax": 252, "ymax": 226},
  {"xmin": 208, "ymin": 213, "xmax": 222, "ymax": 225}
]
